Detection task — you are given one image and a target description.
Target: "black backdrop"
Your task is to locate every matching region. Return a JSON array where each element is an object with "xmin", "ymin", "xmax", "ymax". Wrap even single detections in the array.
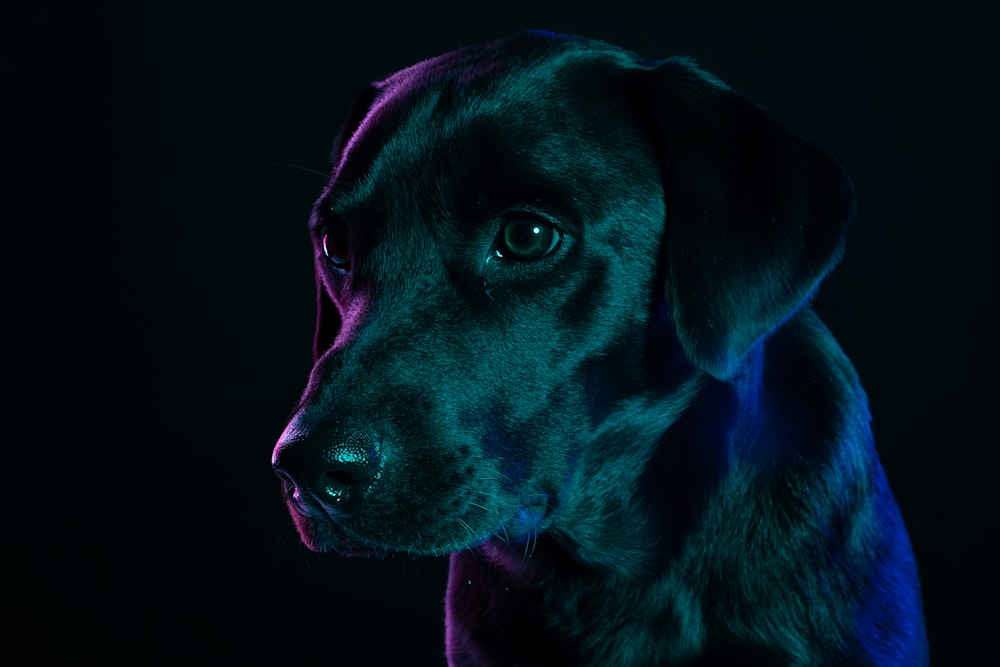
[{"xmin": 7, "ymin": 0, "xmax": 994, "ymax": 664}]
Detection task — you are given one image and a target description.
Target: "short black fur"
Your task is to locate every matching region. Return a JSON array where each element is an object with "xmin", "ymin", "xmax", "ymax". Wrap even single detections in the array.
[{"xmin": 272, "ymin": 31, "xmax": 928, "ymax": 666}]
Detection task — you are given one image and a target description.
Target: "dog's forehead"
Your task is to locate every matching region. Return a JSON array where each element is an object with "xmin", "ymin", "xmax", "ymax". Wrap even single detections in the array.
[
  {"xmin": 325, "ymin": 38, "xmax": 651, "ymax": 217},
  {"xmin": 366, "ymin": 33, "xmax": 643, "ymax": 138}
]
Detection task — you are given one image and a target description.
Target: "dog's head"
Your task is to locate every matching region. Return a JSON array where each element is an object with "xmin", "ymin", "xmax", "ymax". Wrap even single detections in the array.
[{"xmin": 271, "ymin": 31, "xmax": 854, "ymax": 569}]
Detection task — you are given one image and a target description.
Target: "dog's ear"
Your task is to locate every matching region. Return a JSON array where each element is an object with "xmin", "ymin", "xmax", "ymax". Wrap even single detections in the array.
[
  {"xmin": 313, "ymin": 85, "xmax": 379, "ymax": 361},
  {"xmin": 642, "ymin": 58, "xmax": 856, "ymax": 380}
]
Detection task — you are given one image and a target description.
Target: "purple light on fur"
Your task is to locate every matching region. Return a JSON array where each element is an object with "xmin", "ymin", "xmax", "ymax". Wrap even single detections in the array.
[{"xmin": 333, "ymin": 294, "xmax": 370, "ymax": 350}]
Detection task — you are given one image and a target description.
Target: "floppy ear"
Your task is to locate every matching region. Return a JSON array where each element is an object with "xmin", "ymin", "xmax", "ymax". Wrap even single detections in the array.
[
  {"xmin": 642, "ymin": 58, "xmax": 856, "ymax": 380},
  {"xmin": 312, "ymin": 85, "xmax": 379, "ymax": 361}
]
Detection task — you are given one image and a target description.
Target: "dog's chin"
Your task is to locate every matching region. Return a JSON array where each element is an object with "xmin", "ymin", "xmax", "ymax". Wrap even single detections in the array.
[
  {"xmin": 288, "ymin": 500, "xmax": 550, "ymax": 559},
  {"xmin": 288, "ymin": 507, "xmax": 464, "ymax": 558},
  {"xmin": 289, "ymin": 511, "xmax": 392, "ymax": 556}
]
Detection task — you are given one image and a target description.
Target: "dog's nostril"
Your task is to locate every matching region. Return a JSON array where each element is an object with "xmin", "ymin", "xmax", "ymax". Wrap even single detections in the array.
[
  {"xmin": 316, "ymin": 457, "xmax": 380, "ymax": 505},
  {"xmin": 325, "ymin": 470, "xmax": 362, "ymax": 486},
  {"xmin": 273, "ymin": 430, "xmax": 383, "ymax": 508},
  {"xmin": 275, "ymin": 471, "xmax": 309, "ymax": 505},
  {"xmin": 316, "ymin": 469, "xmax": 359, "ymax": 504},
  {"xmin": 275, "ymin": 471, "xmax": 296, "ymax": 493}
]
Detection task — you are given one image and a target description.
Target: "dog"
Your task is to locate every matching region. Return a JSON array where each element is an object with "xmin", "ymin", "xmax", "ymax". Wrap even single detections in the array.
[{"xmin": 271, "ymin": 31, "xmax": 928, "ymax": 666}]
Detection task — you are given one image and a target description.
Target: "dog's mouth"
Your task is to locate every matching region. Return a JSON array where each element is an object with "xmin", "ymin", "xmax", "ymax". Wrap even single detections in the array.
[{"xmin": 283, "ymin": 486, "xmax": 550, "ymax": 558}]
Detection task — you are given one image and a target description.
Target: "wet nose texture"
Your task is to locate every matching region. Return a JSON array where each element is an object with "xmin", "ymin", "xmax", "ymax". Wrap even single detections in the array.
[{"xmin": 272, "ymin": 430, "xmax": 383, "ymax": 512}]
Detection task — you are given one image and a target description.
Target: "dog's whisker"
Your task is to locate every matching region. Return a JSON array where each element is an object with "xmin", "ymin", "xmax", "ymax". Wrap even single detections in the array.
[
  {"xmin": 483, "ymin": 470, "xmax": 515, "ymax": 485},
  {"xmin": 249, "ymin": 160, "xmax": 330, "ymax": 180},
  {"xmin": 469, "ymin": 490, "xmax": 503, "ymax": 506},
  {"xmin": 467, "ymin": 498, "xmax": 500, "ymax": 518},
  {"xmin": 455, "ymin": 517, "xmax": 477, "ymax": 544},
  {"xmin": 523, "ymin": 527, "xmax": 534, "ymax": 560},
  {"xmin": 468, "ymin": 500, "xmax": 511, "ymax": 544}
]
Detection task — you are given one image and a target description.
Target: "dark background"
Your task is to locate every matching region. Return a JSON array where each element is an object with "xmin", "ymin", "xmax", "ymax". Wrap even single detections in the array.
[{"xmin": 7, "ymin": 0, "xmax": 995, "ymax": 664}]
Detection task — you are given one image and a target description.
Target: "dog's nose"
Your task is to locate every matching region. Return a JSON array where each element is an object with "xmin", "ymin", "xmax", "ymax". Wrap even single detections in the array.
[{"xmin": 272, "ymin": 428, "xmax": 383, "ymax": 512}]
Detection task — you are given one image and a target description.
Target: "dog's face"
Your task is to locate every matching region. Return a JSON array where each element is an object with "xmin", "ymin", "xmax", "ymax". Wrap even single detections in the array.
[{"xmin": 272, "ymin": 32, "xmax": 853, "ymax": 569}]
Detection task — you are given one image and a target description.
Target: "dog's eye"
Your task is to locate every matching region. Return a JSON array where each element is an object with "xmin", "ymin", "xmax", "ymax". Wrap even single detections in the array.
[
  {"xmin": 321, "ymin": 221, "xmax": 351, "ymax": 269},
  {"xmin": 496, "ymin": 215, "xmax": 561, "ymax": 261}
]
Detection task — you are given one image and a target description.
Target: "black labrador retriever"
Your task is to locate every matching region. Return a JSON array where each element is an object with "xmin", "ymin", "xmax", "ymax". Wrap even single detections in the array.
[{"xmin": 271, "ymin": 31, "xmax": 928, "ymax": 666}]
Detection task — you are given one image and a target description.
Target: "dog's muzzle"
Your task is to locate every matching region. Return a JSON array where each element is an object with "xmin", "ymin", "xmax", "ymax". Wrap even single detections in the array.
[{"xmin": 271, "ymin": 424, "xmax": 383, "ymax": 518}]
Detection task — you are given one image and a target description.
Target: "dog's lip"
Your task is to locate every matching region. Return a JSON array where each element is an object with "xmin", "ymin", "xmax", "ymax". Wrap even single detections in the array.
[
  {"xmin": 286, "ymin": 485, "xmax": 353, "ymax": 523},
  {"xmin": 289, "ymin": 483, "xmax": 554, "ymax": 556}
]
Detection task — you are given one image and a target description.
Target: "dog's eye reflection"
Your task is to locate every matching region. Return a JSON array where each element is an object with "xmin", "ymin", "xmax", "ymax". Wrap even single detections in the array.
[
  {"xmin": 496, "ymin": 217, "xmax": 561, "ymax": 261},
  {"xmin": 322, "ymin": 222, "xmax": 351, "ymax": 269}
]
